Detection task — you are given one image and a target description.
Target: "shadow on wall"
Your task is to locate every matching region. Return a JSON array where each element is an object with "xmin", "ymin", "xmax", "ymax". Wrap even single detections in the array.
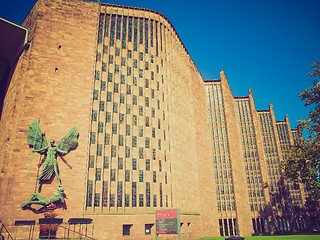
[{"xmin": 255, "ymin": 175, "xmax": 320, "ymax": 236}]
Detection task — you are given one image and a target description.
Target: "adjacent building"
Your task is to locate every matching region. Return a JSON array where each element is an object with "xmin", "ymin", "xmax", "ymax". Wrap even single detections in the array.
[{"xmin": 0, "ymin": 0, "xmax": 318, "ymax": 239}]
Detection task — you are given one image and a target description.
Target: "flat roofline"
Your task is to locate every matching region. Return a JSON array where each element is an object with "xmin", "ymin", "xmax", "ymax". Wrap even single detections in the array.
[
  {"xmin": 257, "ymin": 110, "xmax": 270, "ymax": 113},
  {"xmin": 204, "ymin": 79, "xmax": 221, "ymax": 83},
  {"xmin": 234, "ymin": 96, "xmax": 249, "ymax": 99}
]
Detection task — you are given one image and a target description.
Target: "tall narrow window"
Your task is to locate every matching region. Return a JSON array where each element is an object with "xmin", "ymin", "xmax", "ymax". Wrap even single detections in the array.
[
  {"xmin": 108, "ymin": 72, "xmax": 113, "ymax": 82},
  {"xmin": 110, "ymin": 193, "xmax": 115, "ymax": 207},
  {"xmin": 139, "ymin": 18, "xmax": 143, "ymax": 44},
  {"xmin": 145, "ymin": 137, "xmax": 150, "ymax": 148},
  {"xmin": 110, "ymin": 169, "xmax": 116, "ymax": 181},
  {"xmin": 160, "ymin": 23, "xmax": 162, "ymax": 51},
  {"xmin": 94, "ymin": 193, "xmax": 100, "ymax": 207},
  {"xmin": 106, "ymin": 91, "xmax": 112, "ymax": 102},
  {"xmin": 113, "ymin": 102, "xmax": 118, "ymax": 113},
  {"xmin": 89, "ymin": 156, "xmax": 94, "ymax": 168},
  {"xmin": 111, "ymin": 145, "xmax": 117, "ymax": 157},
  {"xmin": 127, "ymin": 66, "xmax": 131, "ymax": 76},
  {"xmin": 116, "ymin": 47, "xmax": 120, "ymax": 56},
  {"xmin": 133, "ymin": 18, "xmax": 138, "ymax": 51},
  {"xmin": 133, "ymin": 115, "xmax": 137, "ymax": 125},
  {"xmin": 90, "ymin": 132, "xmax": 96, "ymax": 144},
  {"xmin": 102, "ymin": 181, "xmax": 108, "ymax": 207},
  {"xmin": 103, "ymin": 45, "xmax": 108, "ymax": 54},
  {"xmin": 139, "ymin": 147, "xmax": 143, "ymax": 159},
  {"xmin": 102, "ymin": 62, "xmax": 107, "ymax": 72},
  {"xmin": 146, "ymin": 159, "xmax": 150, "ymax": 171},
  {"xmin": 145, "ymin": 19, "xmax": 149, "ymax": 53},
  {"xmin": 132, "ymin": 158, "xmax": 137, "ymax": 170},
  {"xmin": 110, "ymin": 15, "xmax": 116, "ymax": 46},
  {"xmin": 117, "ymin": 181, "xmax": 123, "ymax": 207},
  {"xmin": 122, "ymin": 16, "xmax": 127, "ymax": 49},
  {"xmin": 125, "ymin": 146, "xmax": 130, "ymax": 158},
  {"xmin": 96, "ymin": 168, "xmax": 101, "ymax": 181},
  {"xmin": 155, "ymin": 21, "xmax": 158, "ymax": 56},
  {"xmin": 114, "ymin": 83, "xmax": 119, "ymax": 93},
  {"xmin": 125, "ymin": 170, "xmax": 130, "ymax": 182},
  {"xmin": 132, "ymin": 136, "xmax": 137, "ymax": 147},
  {"xmin": 160, "ymin": 183, "xmax": 163, "ymax": 207},
  {"xmin": 97, "ymin": 14, "xmax": 104, "ymax": 44},
  {"xmin": 92, "ymin": 110, "xmax": 97, "ymax": 122},
  {"xmin": 119, "ymin": 113, "xmax": 124, "ymax": 124},
  {"xmin": 139, "ymin": 194, "xmax": 144, "ymax": 207},
  {"xmin": 139, "ymin": 126, "xmax": 143, "ymax": 137},
  {"xmin": 106, "ymin": 112, "xmax": 111, "ymax": 123},
  {"xmin": 153, "ymin": 171, "xmax": 156, "ymax": 183},
  {"xmin": 97, "ymin": 144, "xmax": 102, "ymax": 156},
  {"xmin": 121, "ymin": 75, "xmax": 125, "ymax": 84},
  {"xmin": 139, "ymin": 170, "xmax": 144, "ymax": 182},
  {"xmin": 99, "ymin": 101, "xmax": 105, "ymax": 111},
  {"xmin": 109, "ymin": 54, "xmax": 114, "ymax": 64},
  {"xmin": 116, "ymin": 15, "xmax": 122, "ymax": 40},
  {"xmin": 132, "ymin": 182, "xmax": 137, "ymax": 207},
  {"xmin": 86, "ymin": 180, "xmax": 93, "ymax": 207},
  {"xmin": 118, "ymin": 157, "xmax": 123, "ymax": 169},
  {"xmin": 128, "ymin": 17, "xmax": 133, "ymax": 42},
  {"xmin": 126, "ymin": 124, "xmax": 131, "ymax": 136},
  {"xmin": 104, "ymin": 14, "xmax": 110, "ymax": 37},
  {"xmin": 95, "ymin": 70, "xmax": 100, "ymax": 81},
  {"xmin": 121, "ymin": 57, "xmax": 126, "ymax": 66},
  {"xmin": 153, "ymin": 194, "xmax": 157, "ymax": 207},
  {"xmin": 120, "ymin": 93, "xmax": 125, "ymax": 103},
  {"xmin": 150, "ymin": 19, "xmax": 154, "ymax": 47},
  {"xmin": 96, "ymin": 52, "xmax": 101, "ymax": 62},
  {"xmin": 127, "ymin": 85, "xmax": 131, "ymax": 95},
  {"xmin": 146, "ymin": 182, "xmax": 150, "ymax": 207},
  {"xmin": 104, "ymin": 156, "xmax": 109, "ymax": 169},
  {"xmin": 219, "ymin": 219, "xmax": 224, "ymax": 236},
  {"xmin": 125, "ymin": 194, "xmax": 130, "ymax": 207}
]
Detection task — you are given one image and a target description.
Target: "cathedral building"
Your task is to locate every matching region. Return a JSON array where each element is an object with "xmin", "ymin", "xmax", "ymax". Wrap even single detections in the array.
[{"xmin": 0, "ymin": 0, "xmax": 316, "ymax": 239}]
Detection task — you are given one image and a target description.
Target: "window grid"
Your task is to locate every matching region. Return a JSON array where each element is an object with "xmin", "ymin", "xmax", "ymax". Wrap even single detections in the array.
[
  {"xmin": 87, "ymin": 12, "xmax": 169, "ymax": 212},
  {"xmin": 206, "ymin": 83, "xmax": 235, "ymax": 213}
]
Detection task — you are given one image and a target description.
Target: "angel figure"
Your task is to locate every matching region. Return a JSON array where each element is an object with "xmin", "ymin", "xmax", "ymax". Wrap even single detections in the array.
[{"xmin": 27, "ymin": 121, "xmax": 78, "ymax": 187}]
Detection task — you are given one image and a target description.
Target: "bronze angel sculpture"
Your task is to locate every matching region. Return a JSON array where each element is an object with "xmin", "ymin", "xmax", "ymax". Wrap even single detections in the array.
[{"xmin": 27, "ymin": 121, "xmax": 79, "ymax": 187}]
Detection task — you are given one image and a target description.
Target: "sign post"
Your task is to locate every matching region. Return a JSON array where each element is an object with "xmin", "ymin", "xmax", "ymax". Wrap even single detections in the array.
[{"xmin": 155, "ymin": 209, "xmax": 181, "ymax": 240}]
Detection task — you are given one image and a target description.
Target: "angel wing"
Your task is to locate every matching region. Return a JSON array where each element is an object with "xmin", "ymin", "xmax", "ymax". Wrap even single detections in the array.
[
  {"xmin": 27, "ymin": 121, "xmax": 48, "ymax": 150},
  {"xmin": 57, "ymin": 126, "xmax": 79, "ymax": 154}
]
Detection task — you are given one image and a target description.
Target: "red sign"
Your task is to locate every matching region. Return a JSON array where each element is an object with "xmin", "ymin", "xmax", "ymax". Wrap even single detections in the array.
[
  {"xmin": 155, "ymin": 209, "xmax": 179, "ymax": 234},
  {"xmin": 156, "ymin": 209, "xmax": 178, "ymax": 219}
]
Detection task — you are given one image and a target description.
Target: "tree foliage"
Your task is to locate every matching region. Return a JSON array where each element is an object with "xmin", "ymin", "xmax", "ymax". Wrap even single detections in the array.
[{"xmin": 282, "ymin": 60, "xmax": 320, "ymax": 203}]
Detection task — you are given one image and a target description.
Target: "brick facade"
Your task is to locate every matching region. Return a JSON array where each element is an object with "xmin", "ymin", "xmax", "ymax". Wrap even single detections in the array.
[{"xmin": 0, "ymin": 0, "xmax": 315, "ymax": 239}]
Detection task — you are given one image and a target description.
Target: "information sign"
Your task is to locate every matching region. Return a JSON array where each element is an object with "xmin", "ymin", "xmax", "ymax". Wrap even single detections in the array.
[{"xmin": 155, "ymin": 209, "xmax": 181, "ymax": 240}]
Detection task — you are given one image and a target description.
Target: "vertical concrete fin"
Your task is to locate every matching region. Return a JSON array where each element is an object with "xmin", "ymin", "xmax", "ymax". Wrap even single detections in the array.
[{"xmin": 220, "ymin": 70, "xmax": 234, "ymax": 98}]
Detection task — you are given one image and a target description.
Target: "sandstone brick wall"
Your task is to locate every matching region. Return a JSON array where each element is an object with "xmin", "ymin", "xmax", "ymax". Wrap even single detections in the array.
[{"xmin": 0, "ymin": 0, "xmax": 99, "ymax": 226}]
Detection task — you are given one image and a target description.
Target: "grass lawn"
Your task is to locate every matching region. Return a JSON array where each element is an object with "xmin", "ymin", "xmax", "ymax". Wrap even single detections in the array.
[{"xmin": 197, "ymin": 235, "xmax": 320, "ymax": 240}]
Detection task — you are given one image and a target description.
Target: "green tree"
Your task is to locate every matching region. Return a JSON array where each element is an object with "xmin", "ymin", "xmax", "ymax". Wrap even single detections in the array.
[{"xmin": 282, "ymin": 60, "xmax": 320, "ymax": 203}]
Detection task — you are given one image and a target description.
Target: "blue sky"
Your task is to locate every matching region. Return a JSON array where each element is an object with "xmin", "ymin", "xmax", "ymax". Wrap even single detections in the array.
[{"xmin": 1, "ymin": 0, "xmax": 320, "ymax": 129}]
